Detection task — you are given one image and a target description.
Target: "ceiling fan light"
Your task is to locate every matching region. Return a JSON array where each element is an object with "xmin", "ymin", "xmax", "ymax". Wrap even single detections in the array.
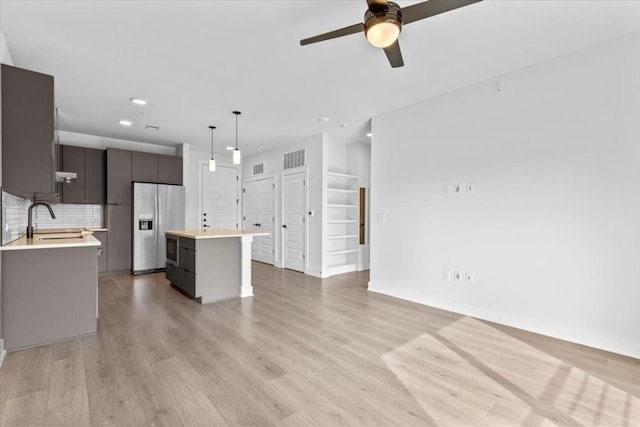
[
  {"xmin": 209, "ymin": 158, "xmax": 216, "ymax": 172},
  {"xmin": 366, "ymin": 21, "xmax": 400, "ymax": 48},
  {"xmin": 232, "ymin": 149, "xmax": 241, "ymax": 165}
]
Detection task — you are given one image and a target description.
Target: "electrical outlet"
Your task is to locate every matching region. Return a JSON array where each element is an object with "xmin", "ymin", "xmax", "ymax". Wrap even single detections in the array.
[
  {"xmin": 465, "ymin": 273, "xmax": 473, "ymax": 284},
  {"xmin": 454, "ymin": 184, "xmax": 462, "ymax": 194},
  {"xmin": 454, "ymin": 271, "xmax": 462, "ymax": 282},
  {"xmin": 467, "ymin": 183, "xmax": 475, "ymax": 194},
  {"xmin": 443, "ymin": 184, "xmax": 451, "ymax": 195}
]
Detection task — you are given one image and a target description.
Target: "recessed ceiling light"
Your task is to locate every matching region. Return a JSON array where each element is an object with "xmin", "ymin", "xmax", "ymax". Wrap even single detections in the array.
[
  {"xmin": 318, "ymin": 117, "xmax": 331, "ymax": 122},
  {"xmin": 226, "ymin": 146, "xmax": 234, "ymax": 151},
  {"xmin": 366, "ymin": 132, "xmax": 372, "ymax": 137},
  {"xmin": 119, "ymin": 120, "xmax": 133, "ymax": 127},
  {"xmin": 130, "ymin": 98, "xmax": 147, "ymax": 106}
]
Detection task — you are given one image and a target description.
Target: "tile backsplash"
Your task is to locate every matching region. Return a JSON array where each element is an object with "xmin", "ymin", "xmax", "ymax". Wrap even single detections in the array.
[
  {"xmin": 2, "ymin": 191, "xmax": 30, "ymax": 245},
  {"xmin": 33, "ymin": 203, "xmax": 103, "ymax": 230},
  {"xmin": 2, "ymin": 190, "xmax": 104, "ymax": 245}
]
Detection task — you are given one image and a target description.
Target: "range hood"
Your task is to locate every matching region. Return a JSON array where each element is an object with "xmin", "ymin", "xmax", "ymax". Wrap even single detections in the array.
[{"xmin": 55, "ymin": 171, "xmax": 77, "ymax": 183}]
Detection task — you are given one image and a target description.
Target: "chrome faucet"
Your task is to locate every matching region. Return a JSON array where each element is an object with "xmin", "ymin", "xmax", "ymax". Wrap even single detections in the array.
[{"xmin": 27, "ymin": 202, "xmax": 56, "ymax": 238}]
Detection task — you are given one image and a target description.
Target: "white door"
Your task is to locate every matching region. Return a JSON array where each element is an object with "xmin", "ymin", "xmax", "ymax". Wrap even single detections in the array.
[
  {"xmin": 201, "ymin": 164, "xmax": 238, "ymax": 229},
  {"xmin": 283, "ymin": 171, "xmax": 305, "ymax": 272},
  {"xmin": 243, "ymin": 177, "xmax": 274, "ymax": 264}
]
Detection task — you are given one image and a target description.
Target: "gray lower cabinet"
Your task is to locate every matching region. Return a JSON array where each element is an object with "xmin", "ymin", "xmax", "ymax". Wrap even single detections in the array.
[
  {"xmin": 107, "ymin": 205, "xmax": 131, "ymax": 271},
  {"xmin": 166, "ymin": 235, "xmax": 240, "ymax": 303},
  {"xmin": 167, "ymin": 237, "xmax": 196, "ymax": 297},
  {"xmin": 166, "ymin": 263, "xmax": 196, "ymax": 297},
  {"xmin": 1, "ymin": 246, "xmax": 98, "ymax": 351},
  {"xmin": 94, "ymin": 231, "xmax": 108, "ymax": 273}
]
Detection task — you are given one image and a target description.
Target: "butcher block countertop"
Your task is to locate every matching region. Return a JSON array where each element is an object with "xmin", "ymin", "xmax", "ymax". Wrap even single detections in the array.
[{"xmin": 165, "ymin": 229, "xmax": 270, "ymax": 239}]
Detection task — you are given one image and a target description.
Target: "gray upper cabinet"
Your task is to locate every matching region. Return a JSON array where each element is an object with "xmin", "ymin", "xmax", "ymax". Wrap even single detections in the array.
[
  {"xmin": 1, "ymin": 64, "xmax": 55, "ymax": 196},
  {"xmin": 84, "ymin": 148, "xmax": 106, "ymax": 204},
  {"xmin": 158, "ymin": 154, "xmax": 183, "ymax": 185},
  {"xmin": 61, "ymin": 145, "xmax": 85, "ymax": 204},
  {"xmin": 132, "ymin": 151, "xmax": 158, "ymax": 183},
  {"xmin": 62, "ymin": 146, "xmax": 106, "ymax": 204},
  {"xmin": 107, "ymin": 148, "xmax": 132, "ymax": 205}
]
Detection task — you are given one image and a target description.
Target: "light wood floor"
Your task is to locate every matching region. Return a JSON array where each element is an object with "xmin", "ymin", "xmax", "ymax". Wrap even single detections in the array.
[{"xmin": 1, "ymin": 262, "xmax": 638, "ymax": 426}]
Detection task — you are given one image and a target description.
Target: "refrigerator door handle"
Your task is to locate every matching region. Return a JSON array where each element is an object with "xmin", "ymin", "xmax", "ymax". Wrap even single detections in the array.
[
  {"xmin": 154, "ymin": 195, "xmax": 159, "ymax": 244},
  {"xmin": 158, "ymin": 195, "xmax": 162, "ymax": 243}
]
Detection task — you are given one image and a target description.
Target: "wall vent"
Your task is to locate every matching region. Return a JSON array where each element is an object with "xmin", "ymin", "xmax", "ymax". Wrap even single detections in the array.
[
  {"xmin": 253, "ymin": 163, "xmax": 264, "ymax": 175},
  {"xmin": 284, "ymin": 149, "xmax": 305, "ymax": 170}
]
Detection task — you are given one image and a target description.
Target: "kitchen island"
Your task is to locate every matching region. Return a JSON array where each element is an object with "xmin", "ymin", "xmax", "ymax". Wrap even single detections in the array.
[
  {"xmin": 1, "ymin": 231, "xmax": 101, "ymax": 351},
  {"xmin": 165, "ymin": 229, "xmax": 269, "ymax": 303}
]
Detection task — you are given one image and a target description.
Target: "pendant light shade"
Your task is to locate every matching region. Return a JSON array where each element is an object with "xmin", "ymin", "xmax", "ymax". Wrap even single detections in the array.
[
  {"xmin": 208, "ymin": 125, "xmax": 216, "ymax": 172},
  {"xmin": 232, "ymin": 111, "xmax": 242, "ymax": 165}
]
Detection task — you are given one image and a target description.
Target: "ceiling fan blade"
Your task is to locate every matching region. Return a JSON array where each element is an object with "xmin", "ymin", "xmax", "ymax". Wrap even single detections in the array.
[
  {"xmin": 401, "ymin": 0, "xmax": 482, "ymax": 25},
  {"xmin": 300, "ymin": 23, "xmax": 365, "ymax": 46},
  {"xmin": 383, "ymin": 40, "xmax": 404, "ymax": 68},
  {"xmin": 366, "ymin": 0, "xmax": 389, "ymax": 13}
]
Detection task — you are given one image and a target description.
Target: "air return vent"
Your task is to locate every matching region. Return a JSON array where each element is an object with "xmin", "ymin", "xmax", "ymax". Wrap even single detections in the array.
[
  {"xmin": 253, "ymin": 163, "xmax": 264, "ymax": 175},
  {"xmin": 283, "ymin": 149, "xmax": 305, "ymax": 170}
]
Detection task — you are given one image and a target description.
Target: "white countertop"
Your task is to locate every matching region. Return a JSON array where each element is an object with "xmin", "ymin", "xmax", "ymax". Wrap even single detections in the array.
[
  {"xmin": 0, "ymin": 233, "xmax": 102, "ymax": 251},
  {"xmin": 166, "ymin": 229, "xmax": 270, "ymax": 239}
]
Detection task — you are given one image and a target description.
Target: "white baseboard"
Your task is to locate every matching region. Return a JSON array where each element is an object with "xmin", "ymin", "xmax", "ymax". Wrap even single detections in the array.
[
  {"xmin": 0, "ymin": 339, "xmax": 6, "ymax": 367},
  {"xmin": 306, "ymin": 270, "xmax": 330, "ymax": 279}
]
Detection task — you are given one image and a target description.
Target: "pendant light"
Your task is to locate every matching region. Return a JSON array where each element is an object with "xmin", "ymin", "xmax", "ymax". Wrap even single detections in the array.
[
  {"xmin": 232, "ymin": 111, "xmax": 242, "ymax": 165},
  {"xmin": 208, "ymin": 125, "xmax": 216, "ymax": 172}
]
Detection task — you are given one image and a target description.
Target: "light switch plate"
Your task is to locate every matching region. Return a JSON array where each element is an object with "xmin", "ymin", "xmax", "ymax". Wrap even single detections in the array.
[
  {"xmin": 454, "ymin": 184, "xmax": 462, "ymax": 195},
  {"xmin": 443, "ymin": 184, "xmax": 451, "ymax": 195}
]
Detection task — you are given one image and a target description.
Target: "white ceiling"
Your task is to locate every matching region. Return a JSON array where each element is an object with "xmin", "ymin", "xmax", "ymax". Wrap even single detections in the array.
[{"xmin": 1, "ymin": 1, "xmax": 639, "ymax": 156}]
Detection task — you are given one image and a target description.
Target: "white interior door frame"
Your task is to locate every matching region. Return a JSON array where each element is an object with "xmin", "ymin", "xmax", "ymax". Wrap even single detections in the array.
[
  {"xmin": 197, "ymin": 160, "xmax": 241, "ymax": 229},
  {"xmin": 280, "ymin": 166, "xmax": 308, "ymax": 272},
  {"xmin": 242, "ymin": 173, "xmax": 278, "ymax": 265}
]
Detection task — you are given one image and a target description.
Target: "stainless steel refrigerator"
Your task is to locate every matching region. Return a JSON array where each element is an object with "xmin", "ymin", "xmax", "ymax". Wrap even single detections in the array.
[{"xmin": 133, "ymin": 182, "xmax": 185, "ymax": 274}]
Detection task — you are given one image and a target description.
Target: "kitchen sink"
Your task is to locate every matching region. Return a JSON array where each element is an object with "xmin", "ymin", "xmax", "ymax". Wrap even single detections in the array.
[{"xmin": 33, "ymin": 232, "xmax": 85, "ymax": 241}]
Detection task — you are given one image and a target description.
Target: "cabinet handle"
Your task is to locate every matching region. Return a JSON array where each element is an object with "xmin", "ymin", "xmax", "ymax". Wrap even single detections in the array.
[{"xmin": 282, "ymin": 225, "xmax": 287, "ymax": 228}]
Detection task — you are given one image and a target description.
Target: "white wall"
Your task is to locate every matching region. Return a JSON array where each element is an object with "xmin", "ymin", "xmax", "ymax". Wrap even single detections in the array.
[
  {"xmin": 243, "ymin": 133, "xmax": 326, "ymax": 276},
  {"xmin": 0, "ymin": 31, "xmax": 13, "ymax": 65},
  {"xmin": 0, "ymin": 30, "xmax": 13, "ymax": 364},
  {"xmin": 349, "ymin": 143, "xmax": 371, "ymax": 270},
  {"xmin": 184, "ymin": 148, "xmax": 236, "ymax": 230},
  {"xmin": 370, "ymin": 32, "xmax": 640, "ymax": 358}
]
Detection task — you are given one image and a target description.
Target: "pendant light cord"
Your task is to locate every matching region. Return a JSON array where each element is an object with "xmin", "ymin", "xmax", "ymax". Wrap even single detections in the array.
[
  {"xmin": 209, "ymin": 125, "xmax": 216, "ymax": 158},
  {"xmin": 233, "ymin": 111, "xmax": 241, "ymax": 150}
]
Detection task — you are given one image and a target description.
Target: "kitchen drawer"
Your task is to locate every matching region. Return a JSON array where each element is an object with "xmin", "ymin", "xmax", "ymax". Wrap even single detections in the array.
[
  {"xmin": 179, "ymin": 246, "xmax": 196, "ymax": 273},
  {"xmin": 179, "ymin": 236, "xmax": 195, "ymax": 251},
  {"xmin": 166, "ymin": 263, "xmax": 196, "ymax": 298}
]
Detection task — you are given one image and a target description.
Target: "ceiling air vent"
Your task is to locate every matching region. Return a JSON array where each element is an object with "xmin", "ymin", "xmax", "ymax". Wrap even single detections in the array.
[
  {"xmin": 283, "ymin": 149, "xmax": 305, "ymax": 170},
  {"xmin": 253, "ymin": 163, "xmax": 264, "ymax": 175}
]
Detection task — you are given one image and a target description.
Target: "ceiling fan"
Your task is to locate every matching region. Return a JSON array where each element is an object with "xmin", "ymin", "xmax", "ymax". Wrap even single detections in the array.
[{"xmin": 300, "ymin": 0, "xmax": 482, "ymax": 68}]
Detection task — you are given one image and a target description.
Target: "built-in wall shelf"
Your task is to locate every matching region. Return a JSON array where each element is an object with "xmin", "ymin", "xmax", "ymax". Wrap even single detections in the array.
[
  {"xmin": 328, "ymin": 204, "xmax": 358, "ymax": 208},
  {"xmin": 328, "ymin": 188, "xmax": 358, "ymax": 193},
  {"xmin": 327, "ymin": 249, "xmax": 358, "ymax": 256},
  {"xmin": 327, "ymin": 235, "xmax": 358, "ymax": 240},
  {"xmin": 327, "ymin": 172, "xmax": 358, "ymax": 179},
  {"xmin": 326, "ymin": 170, "xmax": 359, "ymax": 276}
]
